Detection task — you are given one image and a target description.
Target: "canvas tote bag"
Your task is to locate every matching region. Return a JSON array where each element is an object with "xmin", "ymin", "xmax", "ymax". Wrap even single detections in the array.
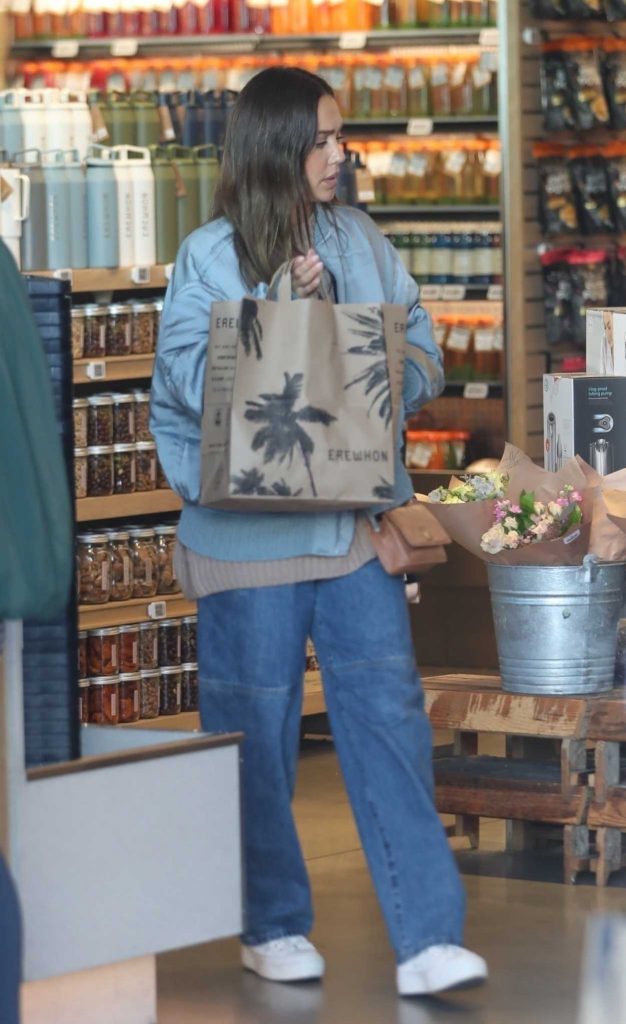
[{"xmin": 200, "ymin": 263, "xmax": 408, "ymax": 511}]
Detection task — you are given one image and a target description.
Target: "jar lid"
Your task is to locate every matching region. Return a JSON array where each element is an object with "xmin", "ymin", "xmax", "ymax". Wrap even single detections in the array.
[
  {"xmin": 118, "ymin": 623, "xmax": 139, "ymax": 634},
  {"xmin": 140, "ymin": 667, "xmax": 160, "ymax": 677},
  {"xmin": 128, "ymin": 527, "xmax": 156, "ymax": 539},
  {"xmin": 90, "ymin": 674, "xmax": 120, "ymax": 685},
  {"xmin": 109, "ymin": 392, "xmax": 135, "ymax": 404},
  {"xmin": 135, "ymin": 441, "xmax": 156, "ymax": 450},
  {"xmin": 78, "ymin": 630, "xmax": 88, "ymax": 639},
  {"xmin": 119, "ymin": 671, "xmax": 142, "ymax": 682},
  {"xmin": 87, "ymin": 444, "xmax": 114, "ymax": 454},
  {"xmin": 87, "ymin": 394, "xmax": 114, "ymax": 406},
  {"xmin": 71, "ymin": 307, "xmax": 86, "ymax": 319},
  {"xmin": 78, "ymin": 531, "xmax": 111, "ymax": 543},
  {"xmin": 154, "ymin": 525, "xmax": 177, "ymax": 535},
  {"xmin": 104, "ymin": 529, "xmax": 130, "ymax": 541},
  {"xmin": 107, "ymin": 303, "xmax": 133, "ymax": 315},
  {"xmin": 88, "ymin": 626, "xmax": 119, "ymax": 637},
  {"xmin": 158, "ymin": 618, "xmax": 181, "ymax": 628},
  {"xmin": 139, "ymin": 620, "xmax": 157, "ymax": 630},
  {"xmin": 113, "ymin": 443, "xmax": 136, "ymax": 453},
  {"xmin": 74, "ymin": 446, "xmax": 87, "ymax": 456},
  {"xmin": 73, "ymin": 397, "xmax": 88, "ymax": 408},
  {"xmin": 181, "ymin": 662, "xmax": 198, "ymax": 671},
  {"xmin": 132, "ymin": 391, "xmax": 151, "ymax": 402},
  {"xmin": 181, "ymin": 615, "xmax": 197, "ymax": 625},
  {"xmin": 130, "ymin": 302, "xmax": 158, "ymax": 313},
  {"xmin": 81, "ymin": 304, "xmax": 106, "ymax": 316},
  {"xmin": 153, "ymin": 298, "xmax": 164, "ymax": 310},
  {"xmin": 78, "ymin": 677, "xmax": 90, "ymax": 687},
  {"xmin": 160, "ymin": 666, "xmax": 182, "ymax": 676}
]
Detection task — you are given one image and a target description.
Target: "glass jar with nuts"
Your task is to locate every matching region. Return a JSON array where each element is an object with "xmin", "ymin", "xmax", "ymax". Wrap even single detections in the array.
[
  {"xmin": 71, "ymin": 306, "xmax": 86, "ymax": 359},
  {"xmin": 118, "ymin": 671, "xmax": 141, "ymax": 723},
  {"xmin": 78, "ymin": 677, "xmax": 90, "ymax": 726},
  {"xmin": 159, "ymin": 666, "xmax": 182, "ymax": 716},
  {"xmin": 113, "ymin": 443, "xmax": 136, "ymax": 495},
  {"xmin": 87, "ymin": 444, "xmax": 114, "ymax": 497},
  {"xmin": 180, "ymin": 615, "xmax": 197, "ymax": 663},
  {"xmin": 135, "ymin": 440, "xmax": 157, "ymax": 492},
  {"xmin": 82, "ymin": 304, "xmax": 107, "ymax": 359},
  {"xmin": 119, "ymin": 624, "xmax": 140, "ymax": 674},
  {"xmin": 87, "ymin": 626, "xmax": 120, "ymax": 676},
  {"xmin": 128, "ymin": 527, "xmax": 158, "ymax": 599},
  {"xmin": 106, "ymin": 303, "xmax": 133, "ymax": 356},
  {"xmin": 73, "ymin": 397, "xmax": 88, "ymax": 448},
  {"xmin": 154, "ymin": 524, "xmax": 179, "ymax": 595},
  {"xmin": 133, "ymin": 390, "xmax": 152, "ymax": 442},
  {"xmin": 87, "ymin": 394, "xmax": 114, "ymax": 446},
  {"xmin": 110, "ymin": 392, "xmax": 135, "ymax": 444},
  {"xmin": 130, "ymin": 301, "xmax": 157, "ymax": 354},
  {"xmin": 158, "ymin": 618, "xmax": 181, "ymax": 667},
  {"xmin": 139, "ymin": 621, "xmax": 159, "ymax": 669},
  {"xmin": 74, "ymin": 447, "xmax": 87, "ymax": 499},
  {"xmin": 77, "ymin": 532, "xmax": 111, "ymax": 605},
  {"xmin": 140, "ymin": 668, "xmax": 160, "ymax": 718},
  {"xmin": 105, "ymin": 529, "xmax": 133, "ymax": 601},
  {"xmin": 88, "ymin": 675, "xmax": 119, "ymax": 725}
]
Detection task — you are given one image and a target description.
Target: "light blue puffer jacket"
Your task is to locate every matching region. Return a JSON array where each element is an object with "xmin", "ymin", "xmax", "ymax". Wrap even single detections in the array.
[{"xmin": 150, "ymin": 204, "xmax": 444, "ymax": 561}]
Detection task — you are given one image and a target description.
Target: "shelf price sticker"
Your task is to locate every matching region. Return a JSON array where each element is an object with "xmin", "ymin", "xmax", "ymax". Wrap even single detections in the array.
[
  {"xmin": 487, "ymin": 284, "xmax": 503, "ymax": 302},
  {"xmin": 420, "ymin": 284, "xmax": 443, "ymax": 301},
  {"xmin": 478, "ymin": 28, "xmax": 499, "ymax": 47},
  {"xmin": 356, "ymin": 168, "xmax": 375, "ymax": 204},
  {"xmin": 339, "ymin": 32, "xmax": 367, "ymax": 50},
  {"xmin": 463, "ymin": 382, "xmax": 490, "ymax": 400},
  {"xmin": 53, "ymin": 268, "xmax": 73, "ymax": 285},
  {"xmin": 147, "ymin": 601, "xmax": 167, "ymax": 620},
  {"xmin": 164, "ymin": 262, "xmax": 175, "ymax": 281},
  {"xmin": 86, "ymin": 361, "xmax": 107, "ymax": 381},
  {"xmin": 442, "ymin": 284, "xmax": 466, "ymax": 301},
  {"xmin": 131, "ymin": 266, "xmax": 151, "ymax": 285},
  {"xmin": 110, "ymin": 38, "xmax": 139, "ymax": 57},
  {"xmin": 52, "ymin": 40, "xmax": 80, "ymax": 59},
  {"xmin": 407, "ymin": 118, "xmax": 434, "ymax": 138}
]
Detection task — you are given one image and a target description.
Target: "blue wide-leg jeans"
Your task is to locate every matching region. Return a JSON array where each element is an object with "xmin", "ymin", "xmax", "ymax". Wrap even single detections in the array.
[{"xmin": 197, "ymin": 557, "xmax": 465, "ymax": 964}]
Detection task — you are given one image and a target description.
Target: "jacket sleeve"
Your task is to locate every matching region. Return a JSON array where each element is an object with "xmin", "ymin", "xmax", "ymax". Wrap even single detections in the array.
[
  {"xmin": 377, "ymin": 230, "xmax": 444, "ymax": 416},
  {"xmin": 151, "ymin": 238, "xmax": 228, "ymax": 429}
]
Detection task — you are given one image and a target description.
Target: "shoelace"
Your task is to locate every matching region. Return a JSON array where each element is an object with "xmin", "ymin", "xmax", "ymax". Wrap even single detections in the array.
[{"xmin": 265, "ymin": 936, "xmax": 312, "ymax": 954}]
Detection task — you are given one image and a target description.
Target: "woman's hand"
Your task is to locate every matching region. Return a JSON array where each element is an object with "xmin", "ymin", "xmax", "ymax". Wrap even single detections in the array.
[{"xmin": 292, "ymin": 249, "xmax": 324, "ymax": 298}]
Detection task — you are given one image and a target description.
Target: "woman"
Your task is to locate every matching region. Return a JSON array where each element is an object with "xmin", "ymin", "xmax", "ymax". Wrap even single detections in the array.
[{"xmin": 151, "ymin": 66, "xmax": 487, "ymax": 998}]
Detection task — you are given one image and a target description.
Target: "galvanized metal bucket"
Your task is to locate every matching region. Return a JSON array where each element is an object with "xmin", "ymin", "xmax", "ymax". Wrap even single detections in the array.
[{"xmin": 487, "ymin": 556, "xmax": 626, "ymax": 695}]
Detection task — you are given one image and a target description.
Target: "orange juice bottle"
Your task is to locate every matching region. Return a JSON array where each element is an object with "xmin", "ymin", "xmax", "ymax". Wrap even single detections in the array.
[{"xmin": 310, "ymin": 0, "xmax": 332, "ymax": 29}]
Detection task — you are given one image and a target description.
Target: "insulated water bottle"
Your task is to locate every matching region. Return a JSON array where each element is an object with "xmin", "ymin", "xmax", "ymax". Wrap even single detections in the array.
[
  {"xmin": 41, "ymin": 150, "xmax": 73, "ymax": 270},
  {"xmin": 151, "ymin": 145, "xmax": 178, "ymax": 265},
  {"xmin": 12, "ymin": 149, "xmax": 47, "ymax": 271},
  {"xmin": 193, "ymin": 143, "xmax": 219, "ymax": 225},
  {"xmin": 86, "ymin": 144, "xmax": 119, "ymax": 268},
  {"xmin": 112, "ymin": 145, "xmax": 156, "ymax": 267},
  {"xmin": 166, "ymin": 144, "xmax": 199, "ymax": 246}
]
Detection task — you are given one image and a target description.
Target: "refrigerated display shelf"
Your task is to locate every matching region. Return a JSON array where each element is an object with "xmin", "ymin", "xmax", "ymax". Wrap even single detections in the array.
[{"xmin": 76, "ymin": 489, "xmax": 181, "ymax": 522}]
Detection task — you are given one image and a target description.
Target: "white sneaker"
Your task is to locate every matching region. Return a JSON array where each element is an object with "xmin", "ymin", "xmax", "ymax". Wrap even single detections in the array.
[
  {"xmin": 397, "ymin": 944, "xmax": 488, "ymax": 996},
  {"xmin": 241, "ymin": 935, "xmax": 325, "ymax": 982}
]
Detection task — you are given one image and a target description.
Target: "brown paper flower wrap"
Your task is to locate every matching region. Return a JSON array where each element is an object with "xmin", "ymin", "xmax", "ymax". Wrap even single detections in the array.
[
  {"xmin": 574, "ymin": 458, "xmax": 626, "ymax": 562},
  {"xmin": 421, "ymin": 443, "xmax": 592, "ymax": 566}
]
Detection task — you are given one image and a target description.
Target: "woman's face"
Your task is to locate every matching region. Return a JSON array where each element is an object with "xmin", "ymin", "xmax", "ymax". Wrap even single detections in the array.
[{"xmin": 304, "ymin": 94, "xmax": 346, "ymax": 203}]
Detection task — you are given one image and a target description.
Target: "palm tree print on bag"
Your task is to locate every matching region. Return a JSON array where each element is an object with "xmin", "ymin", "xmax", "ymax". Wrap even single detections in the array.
[
  {"xmin": 242, "ymin": 372, "xmax": 336, "ymax": 497},
  {"xmin": 343, "ymin": 307, "xmax": 393, "ymax": 427},
  {"xmin": 231, "ymin": 467, "xmax": 302, "ymax": 497},
  {"xmin": 238, "ymin": 299, "xmax": 263, "ymax": 360}
]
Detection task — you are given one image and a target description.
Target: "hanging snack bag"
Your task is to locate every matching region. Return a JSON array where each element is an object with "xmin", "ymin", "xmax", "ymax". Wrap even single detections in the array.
[
  {"xmin": 541, "ymin": 48, "xmax": 576, "ymax": 133},
  {"xmin": 601, "ymin": 40, "xmax": 626, "ymax": 129},
  {"xmin": 570, "ymin": 148, "xmax": 614, "ymax": 234},
  {"xmin": 605, "ymin": 142, "xmax": 626, "ymax": 232},
  {"xmin": 540, "ymin": 249, "xmax": 574, "ymax": 346},
  {"xmin": 535, "ymin": 143, "xmax": 578, "ymax": 235},
  {"xmin": 567, "ymin": 249, "xmax": 610, "ymax": 348},
  {"xmin": 565, "ymin": 41, "xmax": 610, "ymax": 131}
]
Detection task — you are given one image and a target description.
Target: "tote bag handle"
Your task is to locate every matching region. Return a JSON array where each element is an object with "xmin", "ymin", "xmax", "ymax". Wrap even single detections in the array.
[{"xmin": 267, "ymin": 260, "xmax": 334, "ymax": 303}]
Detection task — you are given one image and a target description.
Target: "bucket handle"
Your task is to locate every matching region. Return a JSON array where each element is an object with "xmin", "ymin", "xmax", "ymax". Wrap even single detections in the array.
[{"xmin": 583, "ymin": 553, "xmax": 600, "ymax": 583}]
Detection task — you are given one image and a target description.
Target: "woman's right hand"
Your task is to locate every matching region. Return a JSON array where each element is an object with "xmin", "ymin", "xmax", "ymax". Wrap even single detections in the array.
[{"xmin": 292, "ymin": 249, "xmax": 324, "ymax": 298}]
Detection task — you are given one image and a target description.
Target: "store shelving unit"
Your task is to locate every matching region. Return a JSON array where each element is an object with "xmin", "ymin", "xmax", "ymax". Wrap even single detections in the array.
[
  {"xmin": 33, "ymin": 265, "xmax": 171, "ymax": 291},
  {"xmin": 73, "ymin": 353, "xmax": 155, "ymax": 384},
  {"xmin": 76, "ymin": 488, "xmax": 181, "ymax": 522},
  {"xmin": 78, "ymin": 592, "xmax": 195, "ymax": 630}
]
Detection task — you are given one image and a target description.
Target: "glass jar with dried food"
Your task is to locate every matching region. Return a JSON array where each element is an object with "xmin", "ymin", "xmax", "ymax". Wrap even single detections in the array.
[
  {"xmin": 87, "ymin": 626, "xmax": 120, "ymax": 676},
  {"xmin": 181, "ymin": 662, "xmax": 198, "ymax": 712},
  {"xmin": 118, "ymin": 623, "xmax": 140, "ymax": 674},
  {"xmin": 140, "ymin": 668, "xmax": 160, "ymax": 718},
  {"xmin": 180, "ymin": 615, "xmax": 197, "ymax": 663},
  {"xmin": 155, "ymin": 525, "xmax": 179, "ymax": 595},
  {"xmin": 73, "ymin": 397, "xmax": 88, "ymax": 448},
  {"xmin": 158, "ymin": 617, "xmax": 182, "ymax": 667},
  {"xmin": 139, "ymin": 620, "xmax": 159, "ymax": 669},
  {"xmin": 83, "ymin": 304, "xmax": 107, "ymax": 359},
  {"xmin": 87, "ymin": 394, "xmax": 114, "ymax": 446},
  {"xmin": 153, "ymin": 298, "xmax": 163, "ymax": 338},
  {"xmin": 159, "ymin": 666, "xmax": 182, "ymax": 715},
  {"xmin": 78, "ymin": 630, "xmax": 88, "ymax": 677},
  {"xmin": 87, "ymin": 444, "xmax": 114, "ymax": 497},
  {"xmin": 105, "ymin": 303, "xmax": 133, "ymax": 356},
  {"xmin": 135, "ymin": 440, "xmax": 157, "ymax": 492},
  {"xmin": 105, "ymin": 529, "xmax": 133, "ymax": 601},
  {"xmin": 156, "ymin": 456, "xmax": 169, "ymax": 490},
  {"xmin": 74, "ymin": 447, "xmax": 87, "ymax": 499},
  {"xmin": 130, "ymin": 302, "xmax": 157, "ymax": 354},
  {"xmin": 113, "ymin": 443, "xmax": 136, "ymax": 495},
  {"xmin": 129, "ymin": 527, "xmax": 158, "ymax": 598},
  {"xmin": 118, "ymin": 671, "xmax": 141, "ymax": 723},
  {"xmin": 77, "ymin": 532, "xmax": 111, "ymax": 604},
  {"xmin": 78, "ymin": 678, "xmax": 90, "ymax": 726},
  {"xmin": 71, "ymin": 306, "xmax": 86, "ymax": 359},
  {"xmin": 89, "ymin": 675, "xmax": 119, "ymax": 725},
  {"xmin": 133, "ymin": 391, "xmax": 152, "ymax": 441},
  {"xmin": 110, "ymin": 392, "xmax": 135, "ymax": 444}
]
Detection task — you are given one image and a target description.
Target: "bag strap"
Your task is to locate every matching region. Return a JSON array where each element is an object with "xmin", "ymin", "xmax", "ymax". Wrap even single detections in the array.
[{"xmin": 267, "ymin": 260, "xmax": 335, "ymax": 304}]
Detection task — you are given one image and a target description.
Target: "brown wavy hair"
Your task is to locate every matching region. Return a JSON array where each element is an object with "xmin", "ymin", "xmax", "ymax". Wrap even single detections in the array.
[{"xmin": 211, "ymin": 66, "xmax": 334, "ymax": 288}]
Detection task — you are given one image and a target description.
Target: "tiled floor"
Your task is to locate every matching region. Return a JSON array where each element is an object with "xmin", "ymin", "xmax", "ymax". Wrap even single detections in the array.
[{"xmin": 157, "ymin": 742, "xmax": 626, "ymax": 1024}]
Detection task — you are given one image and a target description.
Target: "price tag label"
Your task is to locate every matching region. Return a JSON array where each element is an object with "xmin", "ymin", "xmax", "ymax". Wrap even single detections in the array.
[
  {"xmin": 487, "ymin": 283, "xmax": 503, "ymax": 302},
  {"xmin": 164, "ymin": 262, "xmax": 174, "ymax": 281},
  {"xmin": 53, "ymin": 268, "xmax": 73, "ymax": 284},
  {"xmin": 131, "ymin": 265, "xmax": 151, "ymax": 284},
  {"xmin": 420, "ymin": 284, "xmax": 443, "ymax": 301},
  {"xmin": 110, "ymin": 38, "xmax": 139, "ymax": 57},
  {"xmin": 463, "ymin": 382, "xmax": 490, "ymax": 400},
  {"xmin": 86, "ymin": 360, "xmax": 107, "ymax": 381},
  {"xmin": 407, "ymin": 118, "xmax": 434, "ymax": 137},
  {"xmin": 479, "ymin": 28, "xmax": 499, "ymax": 47},
  {"xmin": 52, "ymin": 40, "xmax": 79, "ymax": 58},
  {"xmin": 356, "ymin": 167, "xmax": 375, "ymax": 204},
  {"xmin": 338, "ymin": 31, "xmax": 367, "ymax": 50},
  {"xmin": 147, "ymin": 601, "xmax": 167, "ymax": 620},
  {"xmin": 442, "ymin": 284, "xmax": 466, "ymax": 301}
]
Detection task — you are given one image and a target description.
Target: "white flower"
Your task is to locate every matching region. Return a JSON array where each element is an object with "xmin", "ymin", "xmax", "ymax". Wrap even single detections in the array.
[
  {"xmin": 548, "ymin": 502, "xmax": 561, "ymax": 518},
  {"xmin": 480, "ymin": 524, "xmax": 507, "ymax": 554},
  {"xmin": 504, "ymin": 516, "xmax": 518, "ymax": 530},
  {"xmin": 503, "ymin": 531, "xmax": 520, "ymax": 549}
]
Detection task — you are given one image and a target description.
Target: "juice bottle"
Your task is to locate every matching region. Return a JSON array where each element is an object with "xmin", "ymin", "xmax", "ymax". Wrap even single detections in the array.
[
  {"xmin": 394, "ymin": 0, "xmax": 416, "ymax": 26},
  {"xmin": 407, "ymin": 55, "xmax": 430, "ymax": 116},
  {"xmin": 290, "ymin": 0, "xmax": 310, "ymax": 33},
  {"xmin": 310, "ymin": 0, "xmax": 332, "ymax": 31},
  {"xmin": 383, "ymin": 55, "xmax": 408, "ymax": 116},
  {"xmin": 270, "ymin": 0, "xmax": 290, "ymax": 34},
  {"xmin": 443, "ymin": 315, "xmax": 473, "ymax": 380},
  {"xmin": 473, "ymin": 316, "xmax": 499, "ymax": 379}
]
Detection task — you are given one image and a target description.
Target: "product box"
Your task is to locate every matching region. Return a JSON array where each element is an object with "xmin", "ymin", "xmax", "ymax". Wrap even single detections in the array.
[
  {"xmin": 543, "ymin": 373, "xmax": 626, "ymax": 475},
  {"xmin": 586, "ymin": 308, "xmax": 626, "ymax": 375}
]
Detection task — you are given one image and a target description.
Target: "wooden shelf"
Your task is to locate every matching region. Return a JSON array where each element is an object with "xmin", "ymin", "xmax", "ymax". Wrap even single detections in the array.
[
  {"xmin": 369, "ymin": 204, "xmax": 501, "ymax": 217},
  {"xmin": 79, "ymin": 592, "xmax": 195, "ymax": 630},
  {"xmin": 73, "ymin": 353, "xmax": 154, "ymax": 385},
  {"xmin": 76, "ymin": 489, "xmax": 181, "ymax": 522},
  {"xmin": 28, "ymin": 266, "xmax": 170, "ymax": 292}
]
